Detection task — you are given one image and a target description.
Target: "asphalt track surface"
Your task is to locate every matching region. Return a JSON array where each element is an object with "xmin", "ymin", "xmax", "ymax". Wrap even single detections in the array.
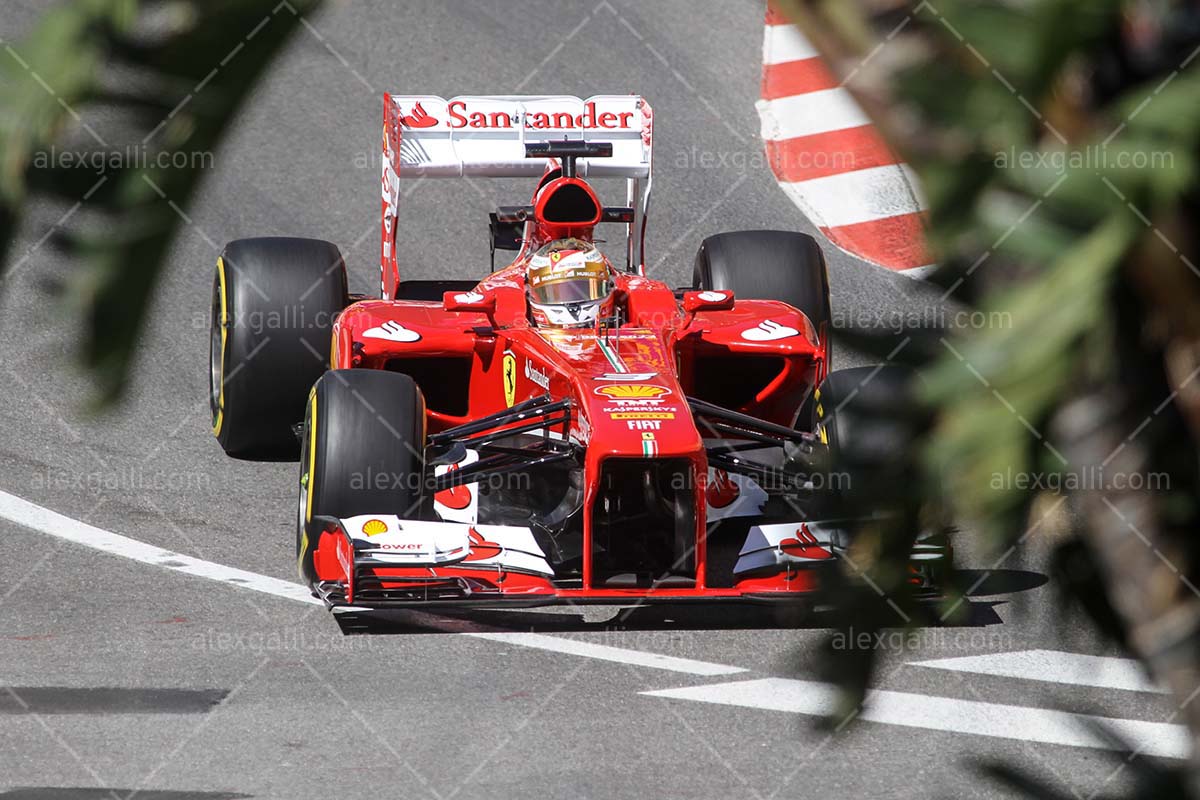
[{"xmin": 0, "ymin": 2, "xmax": 1177, "ymax": 798}]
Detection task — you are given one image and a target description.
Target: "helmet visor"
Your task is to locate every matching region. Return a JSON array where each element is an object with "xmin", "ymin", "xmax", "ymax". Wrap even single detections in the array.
[
  {"xmin": 529, "ymin": 273, "xmax": 611, "ymax": 305},
  {"xmin": 527, "ymin": 251, "xmax": 611, "ymax": 306}
]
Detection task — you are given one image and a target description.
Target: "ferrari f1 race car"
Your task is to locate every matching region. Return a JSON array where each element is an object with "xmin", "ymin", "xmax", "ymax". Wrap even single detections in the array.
[{"xmin": 208, "ymin": 94, "xmax": 948, "ymax": 609}]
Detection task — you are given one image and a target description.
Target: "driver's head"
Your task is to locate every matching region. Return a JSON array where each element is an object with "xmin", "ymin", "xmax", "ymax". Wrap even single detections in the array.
[{"xmin": 526, "ymin": 239, "xmax": 614, "ymax": 328}]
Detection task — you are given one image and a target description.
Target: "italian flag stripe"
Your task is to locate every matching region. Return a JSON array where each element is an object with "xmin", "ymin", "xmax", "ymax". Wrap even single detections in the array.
[{"xmin": 597, "ymin": 336, "xmax": 626, "ymax": 373}]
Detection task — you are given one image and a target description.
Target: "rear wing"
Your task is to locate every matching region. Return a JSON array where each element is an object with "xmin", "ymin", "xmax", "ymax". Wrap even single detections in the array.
[{"xmin": 381, "ymin": 95, "xmax": 653, "ymax": 296}]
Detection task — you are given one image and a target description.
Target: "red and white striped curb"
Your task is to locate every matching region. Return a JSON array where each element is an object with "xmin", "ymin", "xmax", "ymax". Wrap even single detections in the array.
[{"xmin": 758, "ymin": 6, "xmax": 934, "ymax": 277}]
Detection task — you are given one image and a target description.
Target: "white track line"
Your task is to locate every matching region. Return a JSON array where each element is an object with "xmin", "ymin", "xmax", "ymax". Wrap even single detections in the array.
[
  {"xmin": 0, "ymin": 488, "xmax": 743, "ymax": 676},
  {"xmin": 0, "ymin": 488, "xmax": 321, "ymax": 606},
  {"xmin": 469, "ymin": 632, "xmax": 746, "ymax": 676},
  {"xmin": 3, "ymin": 486, "xmax": 1183, "ymax": 746},
  {"xmin": 912, "ymin": 649, "xmax": 1164, "ymax": 694},
  {"xmin": 644, "ymin": 677, "xmax": 1188, "ymax": 759}
]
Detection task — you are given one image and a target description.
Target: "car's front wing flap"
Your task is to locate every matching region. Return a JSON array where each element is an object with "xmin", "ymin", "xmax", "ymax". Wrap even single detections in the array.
[{"xmin": 307, "ymin": 512, "xmax": 950, "ymax": 608}]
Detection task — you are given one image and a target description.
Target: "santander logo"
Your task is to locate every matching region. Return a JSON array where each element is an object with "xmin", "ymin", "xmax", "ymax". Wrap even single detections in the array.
[
  {"xmin": 778, "ymin": 523, "xmax": 832, "ymax": 560},
  {"xmin": 397, "ymin": 100, "xmax": 635, "ymax": 131},
  {"xmin": 741, "ymin": 319, "xmax": 799, "ymax": 342},
  {"xmin": 463, "ymin": 527, "xmax": 503, "ymax": 562},
  {"xmin": 399, "ymin": 101, "xmax": 438, "ymax": 129},
  {"xmin": 362, "ymin": 320, "xmax": 421, "ymax": 343},
  {"xmin": 706, "ymin": 469, "xmax": 740, "ymax": 509},
  {"xmin": 434, "ymin": 463, "xmax": 472, "ymax": 511}
]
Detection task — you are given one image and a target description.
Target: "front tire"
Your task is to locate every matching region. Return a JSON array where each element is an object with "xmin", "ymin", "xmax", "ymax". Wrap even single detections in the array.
[
  {"xmin": 811, "ymin": 365, "xmax": 917, "ymax": 494},
  {"xmin": 210, "ymin": 237, "xmax": 348, "ymax": 458},
  {"xmin": 812, "ymin": 365, "xmax": 950, "ymax": 595},
  {"xmin": 297, "ymin": 369, "xmax": 426, "ymax": 583}
]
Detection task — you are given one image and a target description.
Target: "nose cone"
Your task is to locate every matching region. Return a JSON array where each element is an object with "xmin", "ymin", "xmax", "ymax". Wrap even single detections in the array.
[{"xmin": 583, "ymin": 377, "xmax": 702, "ymax": 458}]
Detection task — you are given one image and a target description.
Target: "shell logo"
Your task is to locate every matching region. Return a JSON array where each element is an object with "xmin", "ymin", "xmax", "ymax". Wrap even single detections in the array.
[
  {"xmin": 594, "ymin": 384, "xmax": 670, "ymax": 399},
  {"xmin": 361, "ymin": 518, "xmax": 389, "ymax": 537}
]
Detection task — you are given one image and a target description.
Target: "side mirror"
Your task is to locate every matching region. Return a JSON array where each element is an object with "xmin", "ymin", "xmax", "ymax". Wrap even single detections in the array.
[
  {"xmin": 682, "ymin": 289, "xmax": 735, "ymax": 314},
  {"xmin": 443, "ymin": 289, "xmax": 497, "ymax": 314}
]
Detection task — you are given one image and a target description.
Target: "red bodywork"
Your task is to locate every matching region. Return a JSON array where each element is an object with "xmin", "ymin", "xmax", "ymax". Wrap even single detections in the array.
[{"xmin": 308, "ymin": 95, "xmax": 832, "ymax": 606}]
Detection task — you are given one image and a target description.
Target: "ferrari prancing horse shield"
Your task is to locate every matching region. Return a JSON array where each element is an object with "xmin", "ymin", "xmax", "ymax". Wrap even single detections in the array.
[{"xmin": 502, "ymin": 352, "xmax": 517, "ymax": 407}]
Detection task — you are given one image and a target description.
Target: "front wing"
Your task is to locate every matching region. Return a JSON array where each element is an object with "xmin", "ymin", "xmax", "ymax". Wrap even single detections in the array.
[{"xmin": 308, "ymin": 513, "xmax": 950, "ymax": 608}]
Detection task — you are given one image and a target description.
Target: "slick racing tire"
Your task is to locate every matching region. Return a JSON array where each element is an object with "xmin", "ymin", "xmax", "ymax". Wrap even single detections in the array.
[
  {"xmin": 692, "ymin": 230, "xmax": 831, "ymax": 335},
  {"xmin": 210, "ymin": 237, "xmax": 348, "ymax": 458},
  {"xmin": 812, "ymin": 365, "xmax": 950, "ymax": 595},
  {"xmin": 811, "ymin": 365, "xmax": 920, "ymax": 511},
  {"xmin": 693, "ymin": 230, "xmax": 833, "ymax": 429},
  {"xmin": 297, "ymin": 369, "xmax": 426, "ymax": 583}
]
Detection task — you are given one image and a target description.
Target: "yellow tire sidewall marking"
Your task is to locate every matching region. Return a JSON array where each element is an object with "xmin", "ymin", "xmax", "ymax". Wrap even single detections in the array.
[
  {"xmin": 305, "ymin": 389, "xmax": 318, "ymax": 523},
  {"xmin": 211, "ymin": 257, "xmax": 229, "ymax": 435}
]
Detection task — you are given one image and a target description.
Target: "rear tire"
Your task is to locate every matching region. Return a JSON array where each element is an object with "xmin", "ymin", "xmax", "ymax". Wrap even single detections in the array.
[
  {"xmin": 693, "ymin": 230, "xmax": 831, "ymax": 333},
  {"xmin": 694, "ymin": 230, "xmax": 833, "ymax": 428},
  {"xmin": 297, "ymin": 369, "xmax": 426, "ymax": 583},
  {"xmin": 210, "ymin": 237, "xmax": 348, "ymax": 458}
]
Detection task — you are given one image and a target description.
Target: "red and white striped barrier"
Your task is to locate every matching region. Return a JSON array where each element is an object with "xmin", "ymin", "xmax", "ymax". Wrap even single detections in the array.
[{"xmin": 758, "ymin": 6, "xmax": 934, "ymax": 277}]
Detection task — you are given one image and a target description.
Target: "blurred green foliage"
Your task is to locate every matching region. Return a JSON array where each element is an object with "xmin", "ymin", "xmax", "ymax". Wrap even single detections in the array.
[
  {"xmin": 779, "ymin": 0, "xmax": 1200, "ymax": 792},
  {"xmin": 0, "ymin": 0, "xmax": 320, "ymax": 402}
]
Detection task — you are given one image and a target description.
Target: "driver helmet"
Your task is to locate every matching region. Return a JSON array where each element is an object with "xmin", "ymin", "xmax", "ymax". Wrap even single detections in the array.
[{"xmin": 525, "ymin": 238, "xmax": 615, "ymax": 328}]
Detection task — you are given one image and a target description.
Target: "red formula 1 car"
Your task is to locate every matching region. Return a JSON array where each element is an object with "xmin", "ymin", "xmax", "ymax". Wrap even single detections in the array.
[{"xmin": 209, "ymin": 94, "xmax": 948, "ymax": 609}]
